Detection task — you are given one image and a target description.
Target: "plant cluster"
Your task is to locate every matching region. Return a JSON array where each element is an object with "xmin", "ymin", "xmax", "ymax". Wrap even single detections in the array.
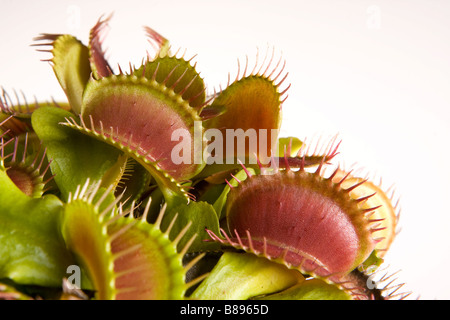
[{"xmin": 0, "ymin": 15, "xmax": 408, "ymax": 300}]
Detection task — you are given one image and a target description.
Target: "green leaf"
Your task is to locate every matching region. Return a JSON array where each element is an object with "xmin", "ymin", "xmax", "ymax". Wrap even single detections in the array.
[
  {"xmin": 162, "ymin": 201, "xmax": 221, "ymax": 253},
  {"xmin": 0, "ymin": 169, "xmax": 75, "ymax": 287},
  {"xmin": 191, "ymin": 252, "xmax": 303, "ymax": 300},
  {"xmin": 31, "ymin": 106, "xmax": 123, "ymax": 201},
  {"xmin": 276, "ymin": 137, "xmax": 303, "ymax": 157},
  {"xmin": 256, "ymin": 278, "xmax": 352, "ymax": 300}
]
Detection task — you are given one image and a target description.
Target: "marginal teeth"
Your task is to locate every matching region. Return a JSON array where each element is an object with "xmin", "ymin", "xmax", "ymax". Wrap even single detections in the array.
[
  {"xmin": 61, "ymin": 179, "xmax": 206, "ymax": 300},
  {"xmin": 0, "ymin": 15, "xmax": 408, "ymax": 300},
  {"xmin": 206, "ymin": 160, "xmax": 384, "ymax": 288},
  {"xmin": 331, "ymin": 169, "xmax": 399, "ymax": 257},
  {"xmin": 0, "ymin": 134, "xmax": 52, "ymax": 197}
]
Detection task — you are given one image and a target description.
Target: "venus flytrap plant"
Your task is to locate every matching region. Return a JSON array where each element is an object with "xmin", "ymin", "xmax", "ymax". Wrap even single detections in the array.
[{"xmin": 0, "ymin": 15, "xmax": 409, "ymax": 300}]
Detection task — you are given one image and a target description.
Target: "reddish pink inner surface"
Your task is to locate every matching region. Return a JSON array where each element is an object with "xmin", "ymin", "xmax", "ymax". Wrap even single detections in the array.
[
  {"xmin": 84, "ymin": 87, "xmax": 196, "ymax": 180},
  {"xmin": 110, "ymin": 228, "xmax": 169, "ymax": 300},
  {"xmin": 6, "ymin": 168, "xmax": 34, "ymax": 196},
  {"xmin": 227, "ymin": 180, "xmax": 360, "ymax": 275}
]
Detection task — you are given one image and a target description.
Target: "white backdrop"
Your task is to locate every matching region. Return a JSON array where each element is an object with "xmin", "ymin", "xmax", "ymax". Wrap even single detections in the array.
[{"xmin": 1, "ymin": 0, "xmax": 449, "ymax": 300}]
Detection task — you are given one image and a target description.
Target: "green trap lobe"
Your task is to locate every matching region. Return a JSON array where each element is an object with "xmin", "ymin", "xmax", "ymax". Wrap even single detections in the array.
[
  {"xmin": 81, "ymin": 76, "xmax": 204, "ymax": 181},
  {"xmin": 205, "ymin": 76, "xmax": 282, "ymax": 164},
  {"xmin": 134, "ymin": 55, "xmax": 206, "ymax": 109},
  {"xmin": 48, "ymin": 34, "xmax": 91, "ymax": 114}
]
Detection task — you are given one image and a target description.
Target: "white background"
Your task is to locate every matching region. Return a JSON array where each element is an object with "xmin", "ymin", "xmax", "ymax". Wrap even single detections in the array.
[{"xmin": 1, "ymin": 0, "xmax": 449, "ymax": 300}]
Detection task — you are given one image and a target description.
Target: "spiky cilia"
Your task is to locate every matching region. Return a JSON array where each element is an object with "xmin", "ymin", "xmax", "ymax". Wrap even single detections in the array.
[{"xmin": 0, "ymin": 14, "xmax": 408, "ymax": 300}]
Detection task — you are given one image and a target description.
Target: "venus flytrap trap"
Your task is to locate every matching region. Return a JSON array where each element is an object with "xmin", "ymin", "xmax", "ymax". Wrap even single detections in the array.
[
  {"xmin": 60, "ymin": 179, "xmax": 206, "ymax": 300},
  {"xmin": 0, "ymin": 15, "xmax": 410, "ymax": 300}
]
